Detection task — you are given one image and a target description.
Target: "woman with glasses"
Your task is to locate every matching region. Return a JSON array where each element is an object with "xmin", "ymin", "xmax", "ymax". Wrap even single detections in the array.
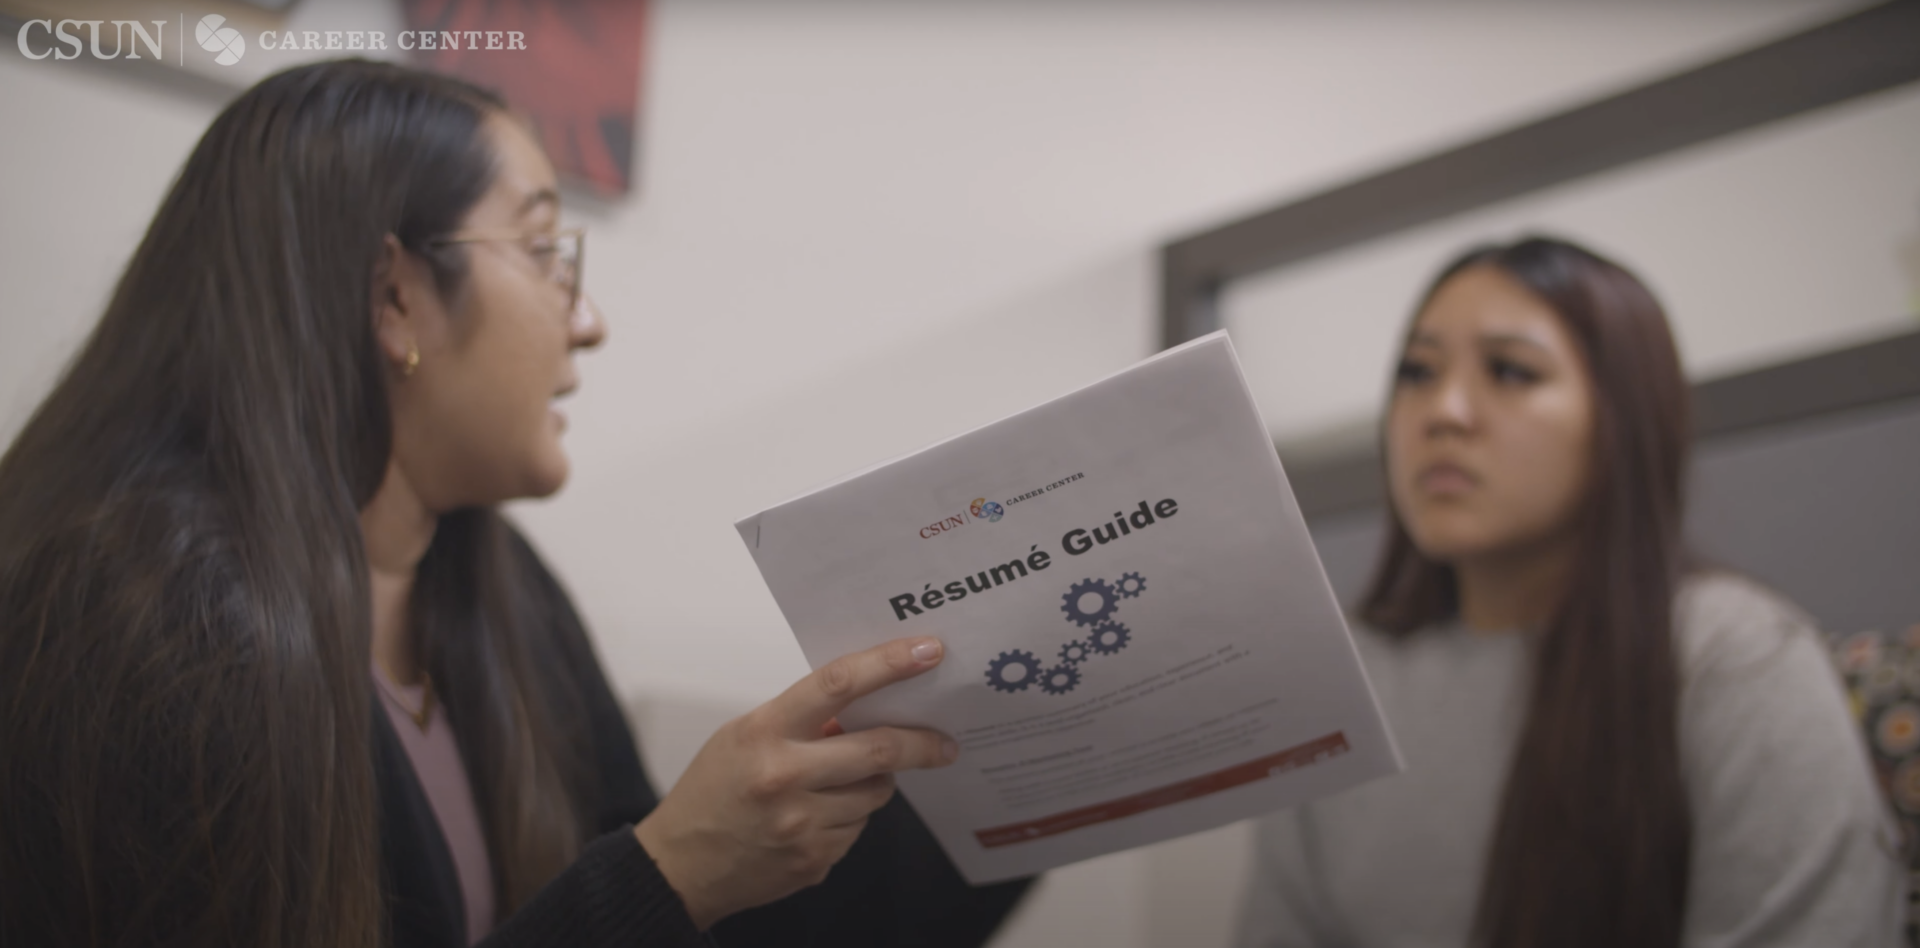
[{"xmin": 0, "ymin": 61, "xmax": 1028, "ymax": 947}]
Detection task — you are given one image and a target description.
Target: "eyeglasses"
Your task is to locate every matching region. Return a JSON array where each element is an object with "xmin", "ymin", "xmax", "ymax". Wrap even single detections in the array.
[{"xmin": 428, "ymin": 228, "xmax": 585, "ymax": 316}]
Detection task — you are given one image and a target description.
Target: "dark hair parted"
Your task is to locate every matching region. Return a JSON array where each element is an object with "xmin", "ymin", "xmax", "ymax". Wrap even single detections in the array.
[
  {"xmin": 1359, "ymin": 236, "xmax": 1694, "ymax": 948},
  {"xmin": 0, "ymin": 60, "xmax": 595, "ymax": 946}
]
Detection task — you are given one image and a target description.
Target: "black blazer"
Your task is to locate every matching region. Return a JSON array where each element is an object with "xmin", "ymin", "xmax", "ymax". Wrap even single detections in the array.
[{"xmin": 373, "ymin": 532, "xmax": 1032, "ymax": 947}]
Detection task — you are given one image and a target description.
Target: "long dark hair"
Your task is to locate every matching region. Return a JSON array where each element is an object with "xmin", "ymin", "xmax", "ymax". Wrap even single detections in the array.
[
  {"xmin": 0, "ymin": 60, "xmax": 595, "ymax": 945},
  {"xmin": 1359, "ymin": 236, "xmax": 1694, "ymax": 948}
]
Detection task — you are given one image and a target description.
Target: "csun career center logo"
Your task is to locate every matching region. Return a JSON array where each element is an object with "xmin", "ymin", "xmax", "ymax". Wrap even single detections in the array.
[
  {"xmin": 196, "ymin": 15, "xmax": 244, "ymax": 65},
  {"xmin": 919, "ymin": 495, "xmax": 1006, "ymax": 539}
]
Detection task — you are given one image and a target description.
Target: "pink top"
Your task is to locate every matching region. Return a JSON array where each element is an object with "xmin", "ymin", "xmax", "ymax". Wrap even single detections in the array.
[{"xmin": 374, "ymin": 665, "xmax": 496, "ymax": 944}]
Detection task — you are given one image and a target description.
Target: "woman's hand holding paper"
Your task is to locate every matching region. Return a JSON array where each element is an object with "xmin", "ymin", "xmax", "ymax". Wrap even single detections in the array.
[{"xmin": 634, "ymin": 636, "xmax": 960, "ymax": 930}]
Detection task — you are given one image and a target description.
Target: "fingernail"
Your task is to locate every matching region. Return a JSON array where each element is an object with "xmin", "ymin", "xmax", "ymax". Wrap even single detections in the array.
[
  {"xmin": 942, "ymin": 739, "xmax": 960, "ymax": 762},
  {"xmin": 911, "ymin": 639, "xmax": 942, "ymax": 664}
]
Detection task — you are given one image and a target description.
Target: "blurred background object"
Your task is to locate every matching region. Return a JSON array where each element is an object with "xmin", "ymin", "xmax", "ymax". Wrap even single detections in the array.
[
  {"xmin": 400, "ymin": 0, "xmax": 646, "ymax": 194},
  {"xmin": 3, "ymin": 2, "xmax": 1913, "ymax": 945}
]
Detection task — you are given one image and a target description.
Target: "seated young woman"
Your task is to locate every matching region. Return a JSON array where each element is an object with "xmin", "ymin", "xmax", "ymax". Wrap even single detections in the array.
[{"xmin": 1233, "ymin": 237, "xmax": 1903, "ymax": 948}]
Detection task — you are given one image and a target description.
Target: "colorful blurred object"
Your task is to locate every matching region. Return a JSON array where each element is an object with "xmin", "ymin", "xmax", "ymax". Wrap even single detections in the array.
[
  {"xmin": 402, "ymin": 0, "xmax": 646, "ymax": 196},
  {"xmin": 1830, "ymin": 625, "xmax": 1920, "ymax": 945}
]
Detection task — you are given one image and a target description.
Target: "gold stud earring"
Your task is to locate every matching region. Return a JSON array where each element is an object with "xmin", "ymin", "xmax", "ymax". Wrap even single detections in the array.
[{"xmin": 403, "ymin": 343, "xmax": 419, "ymax": 377}]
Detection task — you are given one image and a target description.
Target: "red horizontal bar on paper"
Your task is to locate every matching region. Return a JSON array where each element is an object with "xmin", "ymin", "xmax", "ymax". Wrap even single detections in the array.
[{"xmin": 972, "ymin": 731, "xmax": 1350, "ymax": 849}]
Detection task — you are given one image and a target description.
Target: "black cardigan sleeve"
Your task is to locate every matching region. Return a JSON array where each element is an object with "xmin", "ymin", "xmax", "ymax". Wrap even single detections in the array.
[
  {"xmin": 709, "ymin": 795, "xmax": 1035, "ymax": 948},
  {"xmin": 507, "ymin": 528, "xmax": 1033, "ymax": 948},
  {"xmin": 474, "ymin": 828, "xmax": 707, "ymax": 948}
]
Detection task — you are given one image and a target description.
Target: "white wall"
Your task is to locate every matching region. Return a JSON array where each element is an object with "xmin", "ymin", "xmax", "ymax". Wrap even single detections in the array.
[{"xmin": 0, "ymin": 3, "xmax": 1880, "ymax": 945}]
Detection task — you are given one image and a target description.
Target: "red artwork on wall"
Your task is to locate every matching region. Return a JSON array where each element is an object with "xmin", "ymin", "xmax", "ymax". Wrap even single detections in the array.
[{"xmin": 402, "ymin": 0, "xmax": 647, "ymax": 196}]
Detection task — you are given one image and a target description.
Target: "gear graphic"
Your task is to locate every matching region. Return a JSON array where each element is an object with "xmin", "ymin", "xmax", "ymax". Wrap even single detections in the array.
[
  {"xmin": 1088, "ymin": 621, "xmax": 1132, "ymax": 656},
  {"xmin": 1058, "ymin": 639, "xmax": 1091, "ymax": 665},
  {"xmin": 985, "ymin": 650, "xmax": 1043, "ymax": 693},
  {"xmin": 1061, "ymin": 578, "xmax": 1119, "ymax": 627},
  {"xmin": 1038, "ymin": 663, "xmax": 1082, "ymax": 696},
  {"xmin": 1116, "ymin": 571, "xmax": 1147, "ymax": 598}
]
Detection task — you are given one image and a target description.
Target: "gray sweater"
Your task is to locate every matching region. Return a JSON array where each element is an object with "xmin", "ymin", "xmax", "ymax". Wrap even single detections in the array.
[{"xmin": 1234, "ymin": 573, "xmax": 1905, "ymax": 948}]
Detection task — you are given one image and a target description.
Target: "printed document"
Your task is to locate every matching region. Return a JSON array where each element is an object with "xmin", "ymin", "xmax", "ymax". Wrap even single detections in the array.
[{"xmin": 735, "ymin": 332, "xmax": 1402, "ymax": 882}]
